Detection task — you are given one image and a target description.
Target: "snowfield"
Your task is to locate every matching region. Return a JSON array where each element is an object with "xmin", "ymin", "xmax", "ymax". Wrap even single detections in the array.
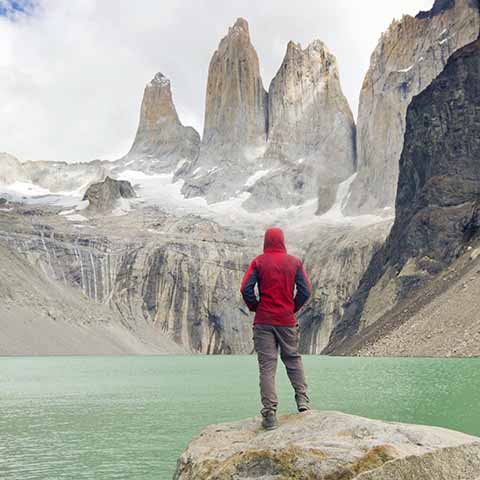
[{"xmin": 1, "ymin": 168, "xmax": 388, "ymax": 230}]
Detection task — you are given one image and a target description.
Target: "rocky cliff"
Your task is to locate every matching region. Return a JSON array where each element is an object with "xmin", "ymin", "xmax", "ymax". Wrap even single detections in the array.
[
  {"xmin": 115, "ymin": 73, "xmax": 200, "ymax": 174},
  {"xmin": 345, "ymin": 0, "xmax": 480, "ymax": 215},
  {"xmin": 83, "ymin": 176, "xmax": 135, "ymax": 214},
  {"xmin": 179, "ymin": 18, "xmax": 268, "ymax": 203},
  {"xmin": 0, "ymin": 153, "xmax": 25, "ymax": 184},
  {"xmin": 0, "ymin": 152, "xmax": 106, "ymax": 194},
  {"xmin": 179, "ymin": 19, "xmax": 356, "ymax": 213},
  {"xmin": 202, "ymin": 18, "xmax": 268, "ymax": 154},
  {"xmin": 326, "ymin": 33, "xmax": 480, "ymax": 354},
  {"xmin": 298, "ymin": 221, "xmax": 390, "ymax": 354},
  {"xmin": 245, "ymin": 40, "xmax": 356, "ymax": 213},
  {"xmin": 0, "ymin": 241, "xmax": 185, "ymax": 354},
  {"xmin": 0, "ymin": 203, "xmax": 256, "ymax": 354},
  {"xmin": 174, "ymin": 411, "xmax": 480, "ymax": 479}
]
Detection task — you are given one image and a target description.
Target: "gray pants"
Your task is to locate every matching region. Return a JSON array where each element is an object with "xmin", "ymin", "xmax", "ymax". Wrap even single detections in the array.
[{"xmin": 253, "ymin": 323, "xmax": 309, "ymax": 415}]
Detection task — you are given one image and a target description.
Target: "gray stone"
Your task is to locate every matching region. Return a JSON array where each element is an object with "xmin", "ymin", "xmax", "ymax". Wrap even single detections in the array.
[
  {"xmin": 173, "ymin": 410, "xmax": 480, "ymax": 479},
  {"xmin": 345, "ymin": 0, "xmax": 480, "ymax": 215},
  {"xmin": 327, "ymin": 32, "xmax": 480, "ymax": 354},
  {"xmin": 246, "ymin": 40, "xmax": 355, "ymax": 213},
  {"xmin": 83, "ymin": 176, "xmax": 135, "ymax": 213},
  {"xmin": 180, "ymin": 18, "xmax": 268, "ymax": 204},
  {"xmin": 115, "ymin": 72, "xmax": 200, "ymax": 174}
]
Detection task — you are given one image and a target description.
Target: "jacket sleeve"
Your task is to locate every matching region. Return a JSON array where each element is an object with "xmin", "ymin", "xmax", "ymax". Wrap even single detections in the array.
[
  {"xmin": 294, "ymin": 262, "xmax": 312, "ymax": 313},
  {"xmin": 240, "ymin": 260, "xmax": 259, "ymax": 312}
]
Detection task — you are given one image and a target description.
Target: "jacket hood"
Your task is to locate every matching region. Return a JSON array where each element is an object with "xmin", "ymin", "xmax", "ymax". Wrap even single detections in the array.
[{"xmin": 263, "ymin": 227, "xmax": 287, "ymax": 253}]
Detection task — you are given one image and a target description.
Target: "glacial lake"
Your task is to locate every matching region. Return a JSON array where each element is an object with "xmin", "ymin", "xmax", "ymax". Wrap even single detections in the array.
[{"xmin": 1, "ymin": 356, "xmax": 479, "ymax": 479}]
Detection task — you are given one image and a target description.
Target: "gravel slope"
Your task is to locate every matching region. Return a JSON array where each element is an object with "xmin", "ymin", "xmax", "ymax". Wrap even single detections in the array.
[{"xmin": 0, "ymin": 242, "xmax": 187, "ymax": 355}]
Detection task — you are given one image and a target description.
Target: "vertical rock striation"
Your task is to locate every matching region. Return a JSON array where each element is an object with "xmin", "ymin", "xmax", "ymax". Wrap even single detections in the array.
[
  {"xmin": 345, "ymin": 0, "xmax": 480, "ymax": 215},
  {"xmin": 245, "ymin": 40, "xmax": 356, "ymax": 213},
  {"xmin": 181, "ymin": 20, "xmax": 356, "ymax": 212},
  {"xmin": 327, "ymin": 32, "xmax": 480, "ymax": 354},
  {"xmin": 0, "ymin": 212, "xmax": 255, "ymax": 354},
  {"xmin": 116, "ymin": 73, "xmax": 200, "ymax": 174},
  {"xmin": 202, "ymin": 18, "xmax": 268, "ymax": 154},
  {"xmin": 298, "ymin": 222, "xmax": 390, "ymax": 354},
  {"xmin": 180, "ymin": 18, "xmax": 268, "ymax": 203}
]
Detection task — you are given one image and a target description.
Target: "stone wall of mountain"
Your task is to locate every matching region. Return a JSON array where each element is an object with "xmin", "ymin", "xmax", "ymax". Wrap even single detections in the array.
[
  {"xmin": 178, "ymin": 18, "xmax": 268, "ymax": 203},
  {"xmin": 298, "ymin": 221, "xmax": 391, "ymax": 354},
  {"xmin": 0, "ymin": 240, "xmax": 185, "ymax": 355},
  {"xmin": 114, "ymin": 73, "xmax": 200, "ymax": 174},
  {"xmin": 1, "ymin": 198, "xmax": 396, "ymax": 355},
  {"xmin": 0, "ymin": 152, "xmax": 106, "ymax": 193},
  {"xmin": 0, "ymin": 208, "xmax": 256, "ymax": 354},
  {"xmin": 177, "ymin": 18, "xmax": 355, "ymax": 212},
  {"xmin": 345, "ymin": 0, "xmax": 480, "ymax": 215},
  {"xmin": 326, "ymin": 32, "xmax": 480, "ymax": 354},
  {"xmin": 245, "ymin": 40, "xmax": 356, "ymax": 214}
]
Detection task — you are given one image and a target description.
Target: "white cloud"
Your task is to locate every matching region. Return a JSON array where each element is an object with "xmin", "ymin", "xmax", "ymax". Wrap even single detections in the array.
[{"xmin": 0, "ymin": 0, "xmax": 433, "ymax": 163}]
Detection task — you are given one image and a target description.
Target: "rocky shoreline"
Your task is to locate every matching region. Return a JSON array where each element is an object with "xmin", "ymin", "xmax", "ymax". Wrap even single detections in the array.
[{"xmin": 173, "ymin": 410, "xmax": 480, "ymax": 479}]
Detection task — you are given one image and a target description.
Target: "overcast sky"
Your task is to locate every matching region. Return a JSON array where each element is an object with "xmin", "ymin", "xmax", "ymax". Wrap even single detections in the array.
[{"xmin": 0, "ymin": 0, "xmax": 433, "ymax": 163}]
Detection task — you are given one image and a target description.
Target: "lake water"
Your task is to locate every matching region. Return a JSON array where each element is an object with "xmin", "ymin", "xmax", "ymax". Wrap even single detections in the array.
[{"xmin": 1, "ymin": 356, "xmax": 479, "ymax": 479}]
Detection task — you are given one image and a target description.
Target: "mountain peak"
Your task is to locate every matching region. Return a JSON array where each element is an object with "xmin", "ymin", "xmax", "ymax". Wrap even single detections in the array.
[
  {"xmin": 148, "ymin": 72, "xmax": 171, "ymax": 88},
  {"xmin": 232, "ymin": 17, "xmax": 249, "ymax": 34}
]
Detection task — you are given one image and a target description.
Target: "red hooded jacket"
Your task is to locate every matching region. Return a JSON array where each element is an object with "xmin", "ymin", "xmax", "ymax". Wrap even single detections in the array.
[{"xmin": 240, "ymin": 227, "xmax": 312, "ymax": 326}]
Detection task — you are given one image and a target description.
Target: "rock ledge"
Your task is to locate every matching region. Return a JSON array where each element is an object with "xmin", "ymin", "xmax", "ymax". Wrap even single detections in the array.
[{"xmin": 173, "ymin": 410, "xmax": 480, "ymax": 479}]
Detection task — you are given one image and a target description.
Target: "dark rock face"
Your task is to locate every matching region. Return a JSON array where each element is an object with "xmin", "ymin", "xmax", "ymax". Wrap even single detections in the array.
[
  {"xmin": 392, "ymin": 39, "xmax": 480, "ymax": 268},
  {"xmin": 0, "ymin": 198, "xmax": 7, "ymax": 206},
  {"xmin": 416, "ymin": 0, "xmax": 456, "ymax": 19},
  {"xmin": 83, "ymin": 176, "xmax": 136, "ymax": 213},
  {"xmin": 345, "ymin": 0, "xmax": 480, "ymax": 215},
  {"xmin": 326, "ymin": 37, "xmax": 480, "ymax": 353}
]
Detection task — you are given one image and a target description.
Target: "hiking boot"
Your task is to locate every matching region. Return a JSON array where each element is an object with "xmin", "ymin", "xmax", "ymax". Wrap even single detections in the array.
[
  {"xmin": 295, "ymin": 393, "xmax": 311, "ymax": 413},
  {"xmin": 261, "ymin": 411, "xmax": 278, "ymax": 430}
]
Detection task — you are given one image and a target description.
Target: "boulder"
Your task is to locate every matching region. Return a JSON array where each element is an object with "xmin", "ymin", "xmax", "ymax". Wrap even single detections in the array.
[
  {"xmin": 82, "ymin": 176, "xmax": 135, "ymax": 213},
  {"xmin": 174, "ymin": 410, "xmax": 480, "ymax": 480}
]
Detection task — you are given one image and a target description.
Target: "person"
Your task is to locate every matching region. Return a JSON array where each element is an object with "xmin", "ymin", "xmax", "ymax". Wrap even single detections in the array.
[{"xmin": 240, "ymin": 227, "xmax": 312, "ymax": 430}]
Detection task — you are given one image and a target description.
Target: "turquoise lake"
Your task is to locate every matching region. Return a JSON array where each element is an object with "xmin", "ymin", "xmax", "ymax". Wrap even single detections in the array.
[{"xmin": 1, "ymin": 356, "xmax": 479, "ymax": 479}]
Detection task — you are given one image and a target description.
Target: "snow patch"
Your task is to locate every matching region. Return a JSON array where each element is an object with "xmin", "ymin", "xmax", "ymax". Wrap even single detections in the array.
[
  {"xmin": 0, "ymin": 181, "xmax": 52, "ymax": 197},
  {"xmin": 116, "ymin": 169, "xmax": 153, "ymax": 180},
  {"xmin": 245, "ymin": 170, "xmax": 270, "ymax": 187},
  {"xmin": 65, "ymin": 214, "xmax": 87, "ymax": 222},
  {"xmin": 244, "ymin": 144, "xmax": 267, "ymax": 162},
  {"xmin": 207, "ymin": 166, "xmax": 221, "ymax": 175},
  {"xmin": 319, "ymin": 174, "xmax": 358, "ymax": 221},
  {"xmin": 397, "ymin": 65, "xmax": 414, "ymax": 73},
  {"xmin": 175, "ymin": 159, "xmax": 187, "ymax": 173},
  {"xmin": 59, "ymin": 208, "xmax": 76, "ymax": 216},
  {"xmin": 111, "ymin": 197, "xmax": 132, "ymax": 217},
  {"xmin": 75, "ymin": 200, "xmax": 89, "ymax": 211}
]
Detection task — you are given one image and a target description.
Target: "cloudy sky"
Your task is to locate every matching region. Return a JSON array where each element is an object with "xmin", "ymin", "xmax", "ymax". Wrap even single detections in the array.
[{"xmin": 0, "ymin": 0, "xmax": 433, "ymax": 163}]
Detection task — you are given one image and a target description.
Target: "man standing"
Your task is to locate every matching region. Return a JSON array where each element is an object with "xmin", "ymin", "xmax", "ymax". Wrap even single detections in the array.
[{"xmin": 240, "ymin": 227, "xmax": 312, "ymax": 430}]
